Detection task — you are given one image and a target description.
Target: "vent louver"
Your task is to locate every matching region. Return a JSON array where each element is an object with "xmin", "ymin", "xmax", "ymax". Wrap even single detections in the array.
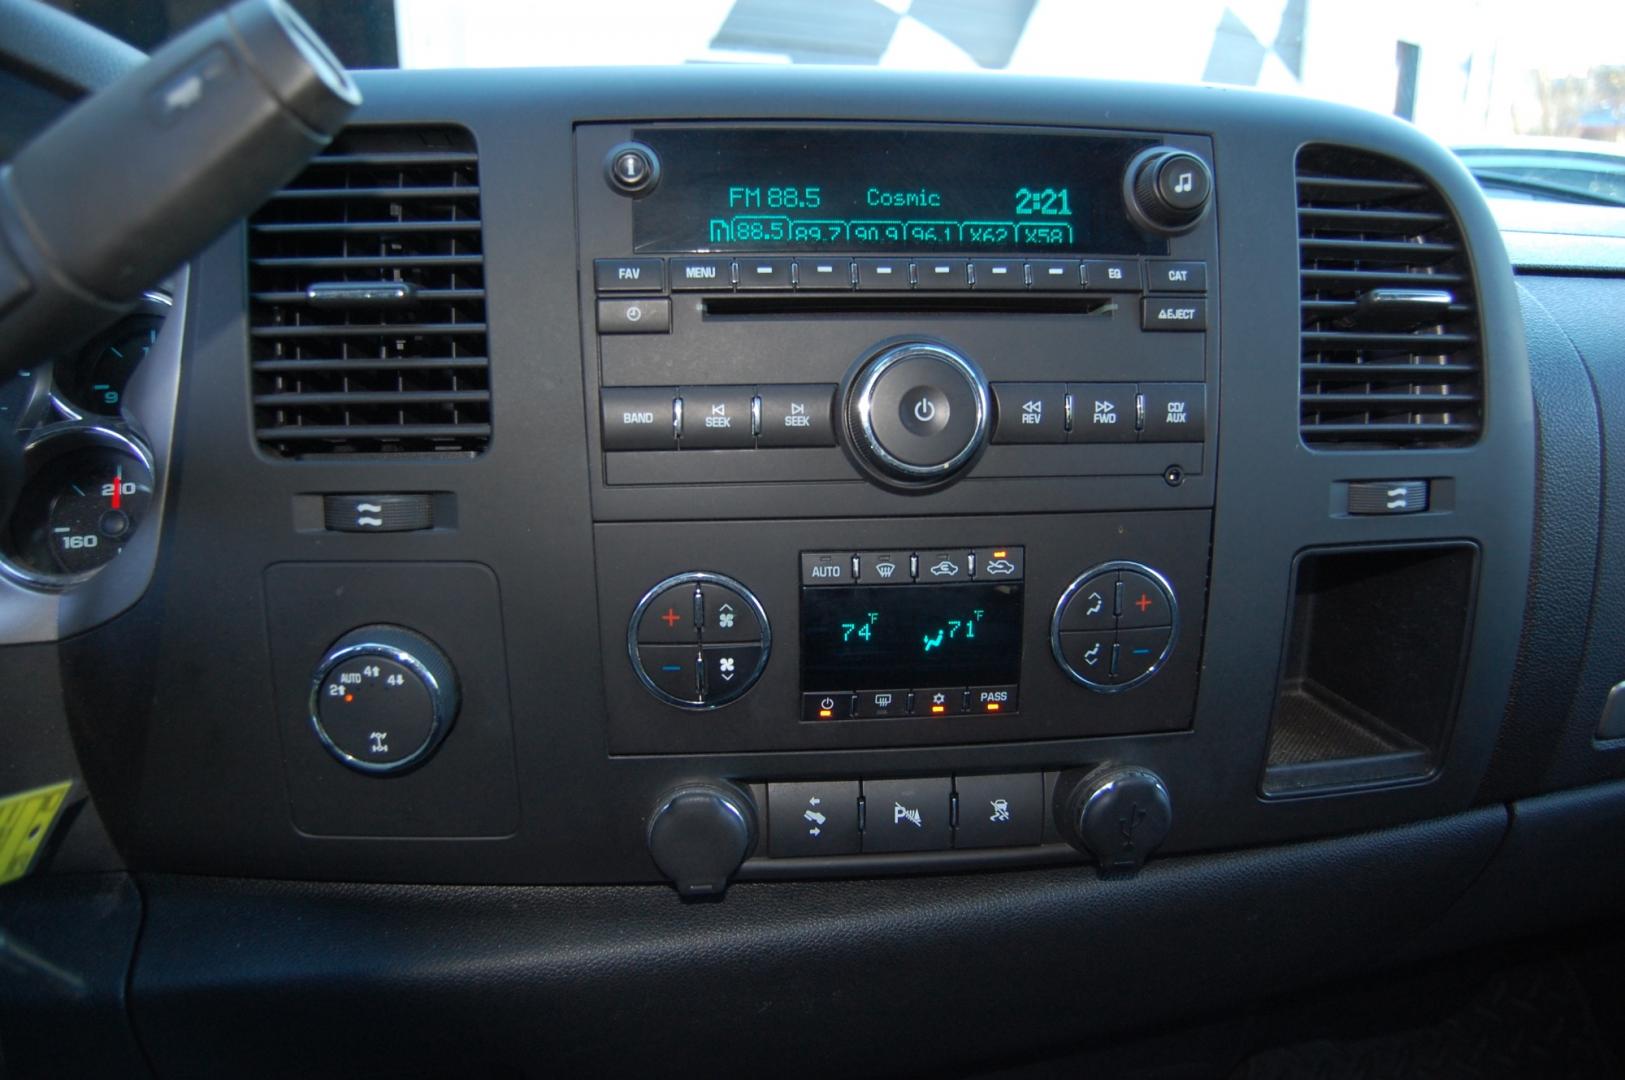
[
  {"xmin": 1297, "ymin": 146, "xmax": 1482, "ymax": 448},
  {"xmin": 247, "ymin": 126, "xmax": 489, "ymax": 455}
]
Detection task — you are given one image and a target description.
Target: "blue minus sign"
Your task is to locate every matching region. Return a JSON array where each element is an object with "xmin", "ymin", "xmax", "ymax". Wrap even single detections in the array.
[
  {"xmin": 1131, "ymin": 647, "xmax": 1152, "ymax": 656},
  {"xmin": 660, "ymin": 664, "xmax": 683, "ymax": 673}
]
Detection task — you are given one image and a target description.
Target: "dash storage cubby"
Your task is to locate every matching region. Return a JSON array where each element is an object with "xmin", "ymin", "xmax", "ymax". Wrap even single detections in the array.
[{"xmin": 1263, "ymin": 543, "xmax": 1478, "ymax": 796}]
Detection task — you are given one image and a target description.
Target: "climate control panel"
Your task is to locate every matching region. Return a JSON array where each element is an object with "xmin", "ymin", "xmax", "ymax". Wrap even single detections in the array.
[{"xmin": 597, "ymin": 511, "xmax": 1209, "ymax": 754}]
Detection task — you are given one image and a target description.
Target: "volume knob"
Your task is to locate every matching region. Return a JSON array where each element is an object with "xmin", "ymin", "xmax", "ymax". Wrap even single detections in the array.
[
  {"xmin": 844, "ymin": 341, "xmax": 990, "ymax": 488},
  {"xmin": 1126, "ymin": 149, "xmax": 1213, "ymax": 234}
]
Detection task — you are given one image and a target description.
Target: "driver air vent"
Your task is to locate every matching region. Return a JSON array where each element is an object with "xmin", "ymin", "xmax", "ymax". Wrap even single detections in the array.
[
  {"xmin": 247, "ymin": 126, "xmax": 489, "ymax": 456},
  {"xmin": 1297, "ymin": 145, "xmax": 1482, "ymax": 449}
]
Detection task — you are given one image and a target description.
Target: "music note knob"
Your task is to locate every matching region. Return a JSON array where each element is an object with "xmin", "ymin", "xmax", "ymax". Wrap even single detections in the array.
[{"xmin": 1126, "ymin": 148, "xmax": 1213, "ymax": 234}]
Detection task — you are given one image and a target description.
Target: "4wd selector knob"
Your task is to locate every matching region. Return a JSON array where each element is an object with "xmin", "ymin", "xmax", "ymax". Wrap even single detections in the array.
[
  {"xmin": 1125, "ymin": 148, "xmax": 1213, "ymax": 234},
  {"xmin": 845, "ymin": 341, "xmax": 990, "ymax": 487},
  {"xmin": 310, "ymin": 625, "xmax": 459, "ymax": 774}
]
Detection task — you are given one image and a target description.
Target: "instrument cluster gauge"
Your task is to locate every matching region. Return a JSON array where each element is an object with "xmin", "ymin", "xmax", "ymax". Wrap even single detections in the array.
[
  {"xmin": 52, "ymin": 292, "xmax": 171, "ymax": 420},
  {"xmin": 1, "ymin": 426, "xmax": 155, "ymax": 586},
  {"xmin": 0, "ymin": 361, "xmax": 52, "ymax": 434}
]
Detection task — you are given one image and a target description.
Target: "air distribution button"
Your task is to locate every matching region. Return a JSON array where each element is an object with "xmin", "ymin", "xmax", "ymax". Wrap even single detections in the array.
[{"xmin": 846, "ymin": 342, "xmax": 990, "ymax": 486}]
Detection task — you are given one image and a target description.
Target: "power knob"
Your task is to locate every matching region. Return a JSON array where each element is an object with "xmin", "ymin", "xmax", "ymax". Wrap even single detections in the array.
[
  {"xmin": 843, "ymin": 341, "xmax": 991, "ymax": 488},
  {"xmin": 1125, "ymin": 148, "xmax": 1213, "ymax": 234},
  {"xmin": 309, "ymin": 625, "xmax": 459, "ymax": 775}
]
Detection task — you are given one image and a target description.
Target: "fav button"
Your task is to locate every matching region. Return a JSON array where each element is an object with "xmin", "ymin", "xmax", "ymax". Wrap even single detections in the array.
[
  {"xmin": 862, "ymin": 777, "xmax": 953, "ymax": 853},
  {"xmin": 769, "ymin": 780, "xmax": 860, "ymax": 857},
  {"xmin": 593, "ymin": 258, "xmax": 665, "ymax": 293}
]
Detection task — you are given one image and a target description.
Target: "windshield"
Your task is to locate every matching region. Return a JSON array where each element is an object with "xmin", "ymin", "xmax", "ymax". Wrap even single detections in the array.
[{"xmin": 48, "ymin": 0, "xmax": 1625, "ymax": 201}]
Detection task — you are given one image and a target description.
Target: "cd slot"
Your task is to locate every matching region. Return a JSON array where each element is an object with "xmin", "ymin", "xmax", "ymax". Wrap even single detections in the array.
[{"xmin": 702, "ymin": 294, "xmax": 1117, "ymax": 318}]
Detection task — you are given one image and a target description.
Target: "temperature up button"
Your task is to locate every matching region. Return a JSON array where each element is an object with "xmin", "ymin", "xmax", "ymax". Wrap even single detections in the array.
[{"xmin": 309, "ymin": 625, "xmax": 460, "ymax": 774}]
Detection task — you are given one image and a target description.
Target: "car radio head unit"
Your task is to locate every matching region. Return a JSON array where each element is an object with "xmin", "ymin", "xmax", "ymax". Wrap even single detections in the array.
[{"xmin": 630, "ymin": 127, "xmax": 1169, "ymax": 256}]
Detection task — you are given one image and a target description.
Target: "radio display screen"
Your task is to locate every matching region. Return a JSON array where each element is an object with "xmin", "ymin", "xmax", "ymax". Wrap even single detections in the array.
[
  {"xmin": 631, "ymin": 127, "xmax": 1165, "ymax": 255},
  {"xmin": 800, "ymin": 582, "xmax": 1023, "ymax": 691}
]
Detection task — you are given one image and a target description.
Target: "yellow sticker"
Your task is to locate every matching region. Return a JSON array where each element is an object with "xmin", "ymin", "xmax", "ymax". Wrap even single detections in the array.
[{"xmin": 0, "ymin": 780, "xmax": 73, "ymax": 886}]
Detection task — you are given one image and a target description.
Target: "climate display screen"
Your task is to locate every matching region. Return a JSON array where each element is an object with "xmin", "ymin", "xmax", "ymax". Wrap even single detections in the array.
[
  {"xmin": 800, "ymin": 583, "xmax": 1023, "ymax": 691},
  {"xmin": 631, "ymin": 127, "xmax": 1165, "ymax": 255}
]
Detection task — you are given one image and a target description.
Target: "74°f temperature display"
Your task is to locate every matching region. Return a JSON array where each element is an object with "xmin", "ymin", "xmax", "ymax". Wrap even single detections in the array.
[
  {"xmin": 632, "ymin": 127, "xmax": 1166, "ymax": 255},
  {"xmin": 800, "ymin": 583, "xmax": 1023, "ymax": 691}
]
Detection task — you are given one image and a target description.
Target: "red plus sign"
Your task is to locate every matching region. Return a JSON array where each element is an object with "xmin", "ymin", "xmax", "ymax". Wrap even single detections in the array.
[
  {"xmin": 1135, "ymin": 593, "xmax": 1153, "ymax": 613},
  {"xmin": 660, "ymin": 606, "xmax": 682, "ymax": 628}
]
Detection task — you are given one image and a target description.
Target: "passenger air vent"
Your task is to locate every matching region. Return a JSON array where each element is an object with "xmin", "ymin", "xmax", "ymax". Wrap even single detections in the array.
[
  {"xmin": 247, "ymin": 126, "xmax": 489, "ymax": 455},
  {"xmin": 1297, "ymin": 146, "xmax": 1481, "ymax": 448}
]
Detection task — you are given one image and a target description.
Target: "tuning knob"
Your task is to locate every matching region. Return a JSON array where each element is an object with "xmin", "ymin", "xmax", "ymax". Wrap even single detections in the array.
[
  {"xmin": 1056, "ymin": 764, "xmax": 1173, "ymax": 876},
  {"xmin": 1125, "ymin": 148, "xmax": 1213, "ymax": 234},
  {"xmin": 647, "ymin": 781, "xmax": 757, "ymax": 897},
  {"xmin": 309, "ymin": 625, "xmax": 459, "ymax": 775},
  {"xmin": 844, "ymin": 341, "xmax": 990, "ymax": 488}
]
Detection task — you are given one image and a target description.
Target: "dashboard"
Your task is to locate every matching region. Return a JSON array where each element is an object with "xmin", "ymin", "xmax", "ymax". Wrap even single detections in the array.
[{"xmin": 6, "ymin": 49, "xmax": 1625, "ymax": 1080}]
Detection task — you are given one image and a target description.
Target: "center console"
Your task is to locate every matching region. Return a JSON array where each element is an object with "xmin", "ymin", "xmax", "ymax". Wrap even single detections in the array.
[{"xmin": 61, "ymin": 69, "xmax": 1533, "ymax": 895}]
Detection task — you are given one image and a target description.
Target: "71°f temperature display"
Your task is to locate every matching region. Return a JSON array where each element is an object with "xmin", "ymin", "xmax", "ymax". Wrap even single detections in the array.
[
  {"xmin": 800, "ymin": 582, "xmax": 1023, "ymax": 691},
  {"xmin": 632, "ymin": 127, "xmax": 1167, "ymax": 255}
]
